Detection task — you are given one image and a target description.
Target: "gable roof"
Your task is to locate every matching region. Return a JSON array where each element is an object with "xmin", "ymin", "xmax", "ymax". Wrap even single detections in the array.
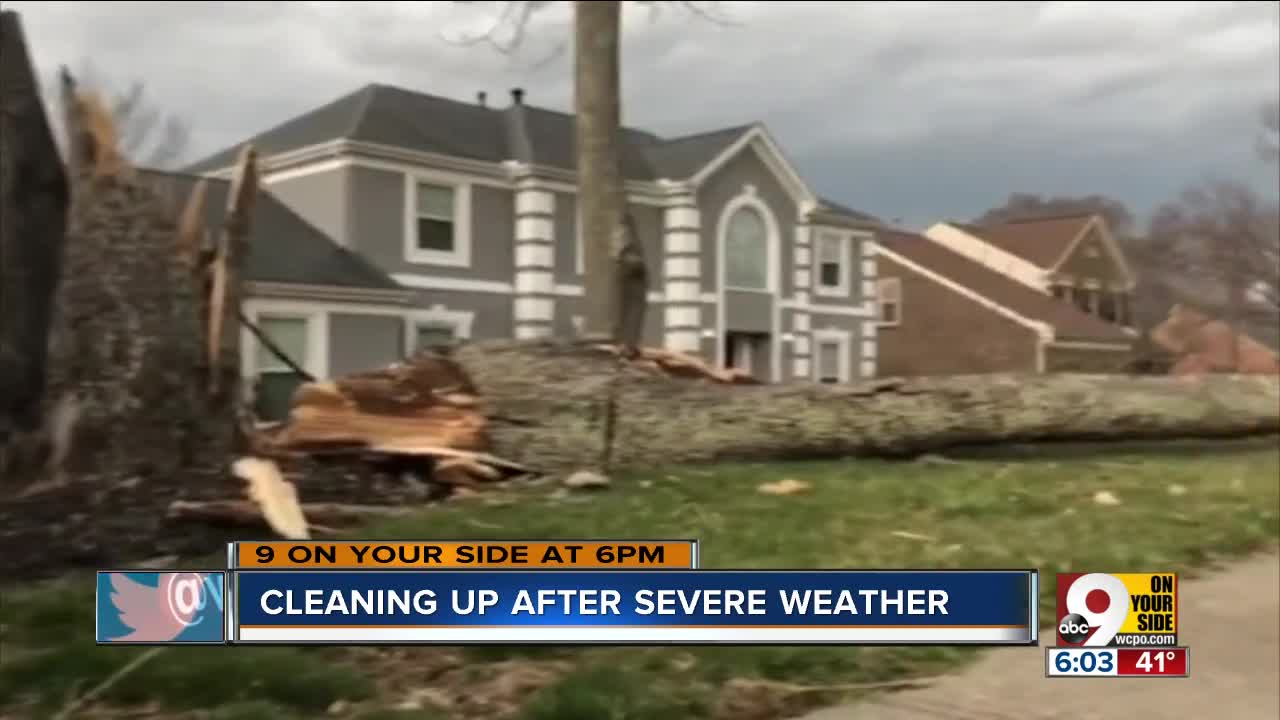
[
  {"xmin": 954, "ymin": 214, "xmax": 1094, "ymax": 269},
  {"xmin": 876, "ymin": 229, "xmax": 1132, "ymax": 343},
  {"xmin": 137, "ymin": 168, "xmax": 402, "ymax": 291},
  {"xmin": 184, "ymin": 85, "xmax": 800, "ymax": 190}
]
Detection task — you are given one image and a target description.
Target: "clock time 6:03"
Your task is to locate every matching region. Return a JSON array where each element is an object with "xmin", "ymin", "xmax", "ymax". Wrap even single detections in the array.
[{"xmin": 1047, "ymin": 647, "xmax": 1190, "ymax": 678}]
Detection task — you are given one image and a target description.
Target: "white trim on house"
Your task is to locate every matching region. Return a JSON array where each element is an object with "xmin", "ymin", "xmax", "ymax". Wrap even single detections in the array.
[
  {"xmin": 404, "ymin": 304, "xmax": 475, "ymax": 353},
  {"xmin": 402, "ymin": 171, "xmax": 473, "ymax": 267},
  {"xmin": 812, "ymin": 228, "xmax": 854, "ymax": 298},
  {"xmin": 245, "ymin": 281, "xmax": 412, "ymax": 305},
  {"xmin": 923, "ymin": 222, "xmax": 1048, "ymax": 291},
  {"xmin": 715, "ymin": 184, "xmax": 783, "ymax": 381},
  {"xmin": 718, "ymin": 185, "xmax": 782, "ymax": 293},
  {"xmin": 1048, "ymin": 340, "xmax": 1133, "ymax": 351},
  {"xmin": 690, "ymin": 125, "xmax": 819, "ymax": 213},
  {"xmin": 391, "ymin": 274, "xmax": 514, "ymax": 294},
  {"xmin": 240, "ymin": 298, "xmax": 331, "ymax": 381},
  {"xmin": 1048, "ymin": 215, "xmax": 1137, "ymax": 290},
  {"xmin": 876, "ymin": 245, "xmax": 1054, "ymax": 341},
  {"xmin": 812, "ymin": 327, "xmax": 852, "ymax": 383},
  {"xmin": 781, "ymin": 300, "xmax": 872, "ymax": 318},
  {"xmin": 573, "ymin": 207, "xmax": 584, "ymax": 276}
]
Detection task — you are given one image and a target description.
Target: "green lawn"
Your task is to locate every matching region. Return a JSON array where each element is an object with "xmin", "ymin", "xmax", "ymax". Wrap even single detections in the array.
[{"xmin": 3, "ymin": 445, "xmax": 1277, "ymax": 720}]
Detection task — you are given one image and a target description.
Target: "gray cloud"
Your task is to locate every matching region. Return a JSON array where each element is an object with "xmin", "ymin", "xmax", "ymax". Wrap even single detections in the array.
[{"xmin": 7, "ymin": 0, "xmax": 1277, "ymax": 230}]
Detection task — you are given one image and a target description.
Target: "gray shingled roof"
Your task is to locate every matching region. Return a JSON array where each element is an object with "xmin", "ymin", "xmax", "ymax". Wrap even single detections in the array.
[
  {"xmin": 185, "ymin": 84, "xmax": 881, "ymax": 222},
  {"xmin": 187, "ymin": 85, "xmax": 751, "ymax": 183},
  {"xmin": 138, "ymin": 168, "xmax": 402, "ymax": 291}
]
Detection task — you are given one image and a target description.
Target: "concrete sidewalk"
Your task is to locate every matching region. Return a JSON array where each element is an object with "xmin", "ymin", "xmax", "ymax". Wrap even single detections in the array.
[{"xmin": 801, "ymin": 551, "xmax": 1280, "ymax": 720}]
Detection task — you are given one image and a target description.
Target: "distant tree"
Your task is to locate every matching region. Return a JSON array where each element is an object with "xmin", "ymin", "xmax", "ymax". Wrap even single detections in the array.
[
  {"xmin": 47, "ymin": 62, "xmax": 190, "ymax": 170},
  {"xmin": 453, "ymin": 1, "xmax": 731, "ymax": 337},
  {"xmin": 1147, "ymin": 179, "xmax": 1280, "ymax": 367},
  {"xmin": 974, "ymin": 193, "xmax": 1136, "ymax": 236}
]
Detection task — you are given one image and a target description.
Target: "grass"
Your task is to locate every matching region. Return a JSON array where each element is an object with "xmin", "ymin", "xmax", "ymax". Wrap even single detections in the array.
[{"xmin": 2, "ymin": 445, "xmax": 1277, "ymax": 719}]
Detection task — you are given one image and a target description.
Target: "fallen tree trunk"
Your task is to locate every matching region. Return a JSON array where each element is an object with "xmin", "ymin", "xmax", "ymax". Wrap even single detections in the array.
[{"xmin": 453, "ymin": 340, "xmax": 1280, "ymax": 472}]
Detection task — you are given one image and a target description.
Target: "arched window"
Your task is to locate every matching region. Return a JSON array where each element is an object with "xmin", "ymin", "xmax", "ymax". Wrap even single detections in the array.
[{"xmin": 724, "ymin": 206, "xmax": 769, "ymax": 290}]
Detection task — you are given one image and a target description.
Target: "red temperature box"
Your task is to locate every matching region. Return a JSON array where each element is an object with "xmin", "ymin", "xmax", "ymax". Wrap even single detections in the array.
[{"xmin": 1116, "ymin": 647, "xmax": 1189, "ymax": 677}]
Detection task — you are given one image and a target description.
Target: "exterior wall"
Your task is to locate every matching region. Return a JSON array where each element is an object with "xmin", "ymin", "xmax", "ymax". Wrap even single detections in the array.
[
  {"xmin": 1044, "ymin": 344, "xmax": 1133, "ymax": 373},
  {"xmin": 696, "ymin": 144, "xmax": 796, "ymax": 379},
  {"xmin": 346, "ymin": 165, "xmax": 516, "ymax": 283},
  {"xmin": 266, "ymin": 167, "xmax": 352, "ymax": 247},
  {"xmin": 407, "ymin": 288, "xmax": 514, "ymax": 341},
  {"xmin": 553, "ymin": 295, "xmax": 664, "ymax": 347},
  {"xmin": 329, "ymin": 313, "xmax": 405, "ymax": 376},
  {"xmin": 875, "ymin": 255, "xmax": 1041, "ymax": 376},
  {"xmin": 806, "ymin": 315, "xmax": 866, "ymax": 382}
]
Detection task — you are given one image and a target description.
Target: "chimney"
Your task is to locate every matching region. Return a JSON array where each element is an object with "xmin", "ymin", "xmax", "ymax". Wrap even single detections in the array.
[
  {"xmin": 477, "ymin": 91, "xmax": 487, "ymax": 107},
  {"xmin": 511, "ymin": 87, "xmax": 524, "ymax": 105}
]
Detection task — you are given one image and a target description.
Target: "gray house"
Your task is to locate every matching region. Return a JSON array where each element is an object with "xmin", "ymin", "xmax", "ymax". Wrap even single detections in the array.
[{"xmin": 185, "ymin": 84, "xmax": 882, "ymax": 410}]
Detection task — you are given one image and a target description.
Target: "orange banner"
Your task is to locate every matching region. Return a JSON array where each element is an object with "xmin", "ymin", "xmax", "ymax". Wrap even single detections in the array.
[{"xmin": 234, "ymin": 540, "xmax": 696, "ymax": 569}]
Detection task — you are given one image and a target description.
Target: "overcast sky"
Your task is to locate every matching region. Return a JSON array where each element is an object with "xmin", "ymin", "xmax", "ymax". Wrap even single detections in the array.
[{"xmin": 7, "ymin": 1, "xmax": 1279, "ymax": 229}]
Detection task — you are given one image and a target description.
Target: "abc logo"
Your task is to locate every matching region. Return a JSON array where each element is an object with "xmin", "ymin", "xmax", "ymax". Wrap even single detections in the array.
[{"xmin": 1058, "ymin": 612, "xmax": 1092, "ymax": 644}]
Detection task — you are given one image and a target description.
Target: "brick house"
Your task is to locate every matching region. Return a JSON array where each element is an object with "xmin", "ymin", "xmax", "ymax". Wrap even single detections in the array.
[{"xmin": 873, "ymin": 215, "xmax": 1137, "ymax": 375}]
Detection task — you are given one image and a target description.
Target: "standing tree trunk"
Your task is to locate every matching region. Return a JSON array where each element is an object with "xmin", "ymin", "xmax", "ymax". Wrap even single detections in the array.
[
  {"xmin": 0, "ymin": 11, "xmax": 71, "ymax": 439},
  {"xmin": 575, "ymin": 0, "xmax": 625, "ymax": 339}
]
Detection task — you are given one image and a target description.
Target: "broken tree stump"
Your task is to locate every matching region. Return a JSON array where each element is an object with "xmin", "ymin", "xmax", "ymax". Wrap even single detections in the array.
[{"xmin": 0, "ymin": 10, "xmax": 71, "ymax": 439}]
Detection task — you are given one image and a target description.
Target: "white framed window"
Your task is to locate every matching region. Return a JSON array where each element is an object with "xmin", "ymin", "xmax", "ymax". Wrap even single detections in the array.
[
  {"xmin": 404, "ymin": 305, "xmax": 474, "ymax": 354},
  {"xmin": 814, "ymin": 230, "xmax": 851, "ymax": 297},
  {"xmin": 404, "ymin": 174, "xmax": 472, "ymax": 267},
  {"xmin": 724, "ymin": 206, "xmax": 769, "ymax": 290},
  {"xmin": 812, "ymin": 328, "xmax": 851, "ymax": 384},
  {"xmin": 876, "ymin": 277, "xmax": 902, "ymax": 326}
]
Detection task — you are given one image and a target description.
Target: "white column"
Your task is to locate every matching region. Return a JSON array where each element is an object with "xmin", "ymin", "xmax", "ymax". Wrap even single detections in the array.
[
  {"xmin": 661, "ymin": 184, "xmax": 702, "ymax": 353},
  {"xmin": 792, "ymin": 223, "xmax": 812, "ymax": 379},
  {"xmin": 512, "ymin": 173, "xmax": 555, "ymax": 339},
  {"xmin": 859, "ymin": 238, "xmax": 878, "ymax": 378}
]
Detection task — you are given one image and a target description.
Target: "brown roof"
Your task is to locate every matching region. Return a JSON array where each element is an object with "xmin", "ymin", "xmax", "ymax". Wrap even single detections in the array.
[
  {"xmin": 876, "ymin": 229, "xmax": 1133, "ymax": 343},
  {"xmin": 953, "ymin": 214, "xmax": 1095, "ymax": 268}
]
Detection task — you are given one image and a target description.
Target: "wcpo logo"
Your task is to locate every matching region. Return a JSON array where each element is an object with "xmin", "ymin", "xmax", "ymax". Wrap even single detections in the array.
[{"xmin": 1055, "ymin": 573, "xmax": 1178, "ymax": 647}]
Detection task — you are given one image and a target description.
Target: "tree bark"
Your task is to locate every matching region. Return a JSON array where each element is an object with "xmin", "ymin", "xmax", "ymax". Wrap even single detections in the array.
[
  {"xmin": 574, "ymin": 0, "xmax": 625, "ymax": 338},
  {"xmin": 0, "ymin": 11, "xmax": 70, "ymax": 438},
  {"xmin": 452, "ymin": 340, "xmax": 1280, "ymax": 473}
]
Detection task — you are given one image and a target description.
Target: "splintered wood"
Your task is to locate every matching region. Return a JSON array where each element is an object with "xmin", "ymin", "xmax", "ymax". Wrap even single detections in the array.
[{"xmin": 592, "ymin": 344, "xmax": 761, "ymax": 384}]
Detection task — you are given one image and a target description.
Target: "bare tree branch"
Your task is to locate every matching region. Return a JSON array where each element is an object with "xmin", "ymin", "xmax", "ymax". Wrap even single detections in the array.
[{"xmin": 45, "ymin": 61, "xmax": 190, "ymax": 169}]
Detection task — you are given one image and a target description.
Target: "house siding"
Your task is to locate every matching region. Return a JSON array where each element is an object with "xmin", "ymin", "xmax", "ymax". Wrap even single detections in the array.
[
  {"xmin": 329, "ymin": 313, "xmax": 404, "ymax": 375},
  {"xmin": 554, "ymin": 295, "xmax": 665, "ymax": 347},
  {"xmin": 347, "ymin": 165, "xmax": 516, "ymax": 283},
  {"xmin": 696, "ymin": 146, "xmax": 797, "ymax": 298},
  {"xmin": 551, "ymin": 192, "xmax": 664, "ymax": 294},
  {"xmin": 408, "ymin": 288, "xmax": 514, "ymax": 340},
  {"xmin": 266, "ymin": 168, "xmax": 352, "ymax": 247},
  {"xmin": 875, "ymin": 255, "xmax": 1041, "ymax": 376}
]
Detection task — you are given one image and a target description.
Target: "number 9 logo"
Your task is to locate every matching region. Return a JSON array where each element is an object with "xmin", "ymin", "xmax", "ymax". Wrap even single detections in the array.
[{"xmin": 1063, "ymin": 573, "xmax": 1129, "ymax": 646}]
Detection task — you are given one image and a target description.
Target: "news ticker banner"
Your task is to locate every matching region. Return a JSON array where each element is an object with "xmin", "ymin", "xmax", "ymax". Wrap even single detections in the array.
[
  {"xmin": 96, "ymin": 567, "xmax": 1037, "ymax": 645},
  {"xmin": 228, "ymin": 540, "xmax": 700, "ymax": 570}
]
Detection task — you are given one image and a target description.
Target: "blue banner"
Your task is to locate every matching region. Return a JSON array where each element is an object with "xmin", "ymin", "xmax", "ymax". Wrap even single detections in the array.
[{"xmin": 232, "ymin": 569, "xmax": 1036, "ymax": 645}]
